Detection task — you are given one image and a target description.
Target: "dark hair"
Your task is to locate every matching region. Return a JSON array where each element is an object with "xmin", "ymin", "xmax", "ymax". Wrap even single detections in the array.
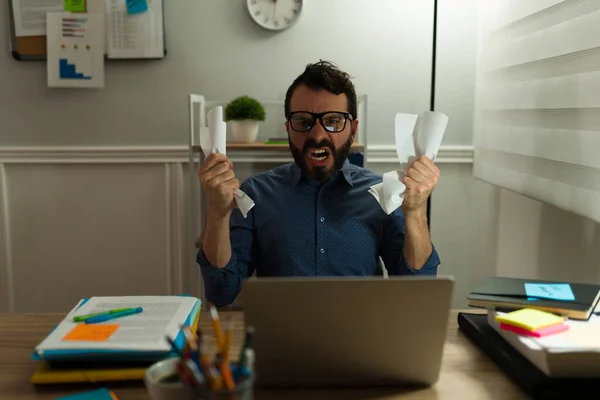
[{"xmin": 284, "ymin": 60, "xmax": 357, "ymax": 119}]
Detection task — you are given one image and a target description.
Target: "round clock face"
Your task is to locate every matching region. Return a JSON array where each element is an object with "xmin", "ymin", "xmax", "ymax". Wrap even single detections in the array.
[{"xmin": 247, "ymin": 0, "xmax": 303, "ymax": 31}]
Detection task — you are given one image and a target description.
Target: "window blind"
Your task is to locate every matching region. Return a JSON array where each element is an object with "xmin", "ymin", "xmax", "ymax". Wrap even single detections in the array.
[{"xmin": 473, "ymin": 0, "xmax": 600, "ymax": 223}]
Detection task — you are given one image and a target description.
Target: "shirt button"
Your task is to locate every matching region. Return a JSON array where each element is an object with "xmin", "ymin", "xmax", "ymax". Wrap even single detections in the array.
[
  {"xmin": 320, "ymin": 248, "xmax": 325, "ymax": 254},
  {"xmin": 320, "ymin": 217, "xmax": 325, "ymax": 222}
]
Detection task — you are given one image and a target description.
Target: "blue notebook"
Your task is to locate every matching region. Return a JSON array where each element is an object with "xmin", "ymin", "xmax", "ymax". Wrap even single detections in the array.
[{"xmin": 32, "ymin": 295, "xmax": 201, "ymax": 362}]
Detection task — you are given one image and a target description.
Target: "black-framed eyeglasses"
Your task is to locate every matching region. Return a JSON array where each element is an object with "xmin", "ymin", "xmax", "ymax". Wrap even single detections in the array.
[{"xmin": 286, "ymin": 111, "xmax": 353, "ymax": 133}]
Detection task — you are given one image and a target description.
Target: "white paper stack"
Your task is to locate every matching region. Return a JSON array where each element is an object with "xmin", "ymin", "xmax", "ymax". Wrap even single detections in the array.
[
  {"xmin": 200, "ymin": 106, "xmax": 255, "ymax": 218},
  {"xmin": 369, "ymin": 111, "xmax": 448, "ymax": 214}
]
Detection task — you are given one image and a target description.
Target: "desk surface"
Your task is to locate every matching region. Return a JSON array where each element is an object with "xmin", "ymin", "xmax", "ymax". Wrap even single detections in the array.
[{"xmin": 0, "ymin": 310, "xmax": 525, "ymax": 400}]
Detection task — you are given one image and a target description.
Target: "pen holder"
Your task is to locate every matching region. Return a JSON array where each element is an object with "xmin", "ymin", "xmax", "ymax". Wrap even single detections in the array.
[{"xmin": 145, "ymin": 357, "xmax": 255, "ymax": 400}]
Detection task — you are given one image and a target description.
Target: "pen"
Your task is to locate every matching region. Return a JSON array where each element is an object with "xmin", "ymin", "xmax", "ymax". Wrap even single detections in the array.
[
  {"xmin": 209, "ymin": 304, "xmax": 225, "ymax": 352},
  {"xmin": 237, "ymin": 325, "xmax": 255, "ymax": 370},
  {"xmin": 84, "ymin": 307, "xmax": 143, "ymax": 324},
  {"xmin": 73, "ymin": 307, "xmax": 134, "ymax": 322},
  {"xmin": 185, "ymin": 359, "xmax": 205, "ymax": 387},
  {"xmin": 165, "ymin": 335, "xmax": 184, "ymax": 358},
  {"xmin": 197, "ymin": 337, "xmax": 218, "ymax": 391}
]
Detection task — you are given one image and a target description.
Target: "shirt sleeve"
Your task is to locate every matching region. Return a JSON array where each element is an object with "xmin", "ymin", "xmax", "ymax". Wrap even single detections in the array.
[
  {"xmin": 379, "ymin": 207, "xmax": 440, "ymax": 276},
  {"xmin": 196, "ymin": 186, "xmax": 256, "ymax": 307}
]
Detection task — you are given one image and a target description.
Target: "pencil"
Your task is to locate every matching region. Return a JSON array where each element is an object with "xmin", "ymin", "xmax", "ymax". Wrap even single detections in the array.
[
  {"xmin": 209, "ymin": 304, "xmax": 225, "ymax": 352},
  {"xmin": 220, "ymin": 318, "xmax": 235, "ymax": 390}
]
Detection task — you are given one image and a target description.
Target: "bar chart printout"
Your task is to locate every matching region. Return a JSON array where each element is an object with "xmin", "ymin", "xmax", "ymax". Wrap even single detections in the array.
[{"xmin": 47, "ymin": 12, "xmax": 104, "ymax": 88}]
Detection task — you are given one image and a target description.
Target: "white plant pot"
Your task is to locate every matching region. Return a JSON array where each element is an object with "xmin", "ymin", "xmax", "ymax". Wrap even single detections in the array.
[{"xmin": 230, "ymin": 120, "xmax": 259, "ymax": 143}]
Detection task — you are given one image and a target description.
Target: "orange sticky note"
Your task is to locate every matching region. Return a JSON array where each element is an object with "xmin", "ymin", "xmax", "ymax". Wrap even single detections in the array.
[{"xmin": 62, "ymin": 324, "xmax": 119, "ymax": 342}]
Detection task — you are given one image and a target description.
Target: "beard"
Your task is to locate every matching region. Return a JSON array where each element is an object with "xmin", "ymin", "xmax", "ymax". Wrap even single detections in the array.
[{"xmin": 289, "ymin": 132, "xmax": 354, "ymax": 182}]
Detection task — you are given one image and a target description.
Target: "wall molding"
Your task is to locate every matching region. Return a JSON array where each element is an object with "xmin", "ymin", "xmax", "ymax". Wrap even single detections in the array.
[
  {"xmin": 0, "ymin": 145, "xmax": 474, "ymax": 164},
  {"xmin": 0, "ymin": 164, "xmax": 14, "ymax": 312},
  {"xmin": 367, "ymin": 145, "xmax": 474, "ymax": 164}
]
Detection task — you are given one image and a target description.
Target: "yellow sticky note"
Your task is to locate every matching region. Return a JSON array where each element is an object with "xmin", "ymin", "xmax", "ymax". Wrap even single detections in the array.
[
  {"xmin": 495, "ymin": 308, "xmax": 564, "ymax": 331},
  {"xmin": 63, "ymin": 324, "xmax": 119, "ymax": 342},
  {"xmin": 64, "ymin": 0, "xmax": 86, "ymax": 12}
]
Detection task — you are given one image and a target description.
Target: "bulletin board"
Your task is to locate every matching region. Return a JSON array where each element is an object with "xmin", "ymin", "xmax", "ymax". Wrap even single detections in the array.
[{"xmin": 8, "ymin": 0, "xmax": 167, "ymax": 61}]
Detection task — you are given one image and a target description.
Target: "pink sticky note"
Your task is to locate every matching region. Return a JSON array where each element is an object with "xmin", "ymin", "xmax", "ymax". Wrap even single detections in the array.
[{"xmin": 500, "ymin": 322, "xmax": 569, "ymax": 337}]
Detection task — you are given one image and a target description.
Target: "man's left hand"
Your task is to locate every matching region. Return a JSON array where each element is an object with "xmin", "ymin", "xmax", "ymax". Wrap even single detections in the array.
[{"xmin": 401, "ymin": 155, "xmax": 440, "ymax": 212}]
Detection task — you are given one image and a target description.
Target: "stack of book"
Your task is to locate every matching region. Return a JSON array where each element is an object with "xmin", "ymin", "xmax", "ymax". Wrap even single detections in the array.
[
  {"xmin": 467, "ymin": 276, "xmax": 600, "ymax": 320},
  {"xmin": 459, "ymin": 276, "xmax": 600, "ymax": 398},
  {"xmin": 30, "ymin": 295, "xmax": 202, "ymax": 384}
]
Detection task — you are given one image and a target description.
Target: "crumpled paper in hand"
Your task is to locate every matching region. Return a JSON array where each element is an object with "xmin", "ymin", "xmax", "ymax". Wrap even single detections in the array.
[
  {"xmin": 200, "ymin": 106, "xmax": 255, "ymax": 218},
  {"xmin": 368, "ymin": 111, "xmax": 449, "ymax": 214}
]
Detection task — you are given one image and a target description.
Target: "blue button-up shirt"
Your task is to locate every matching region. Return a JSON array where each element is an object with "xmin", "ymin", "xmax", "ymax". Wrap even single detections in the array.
[{"xmin": 197, "ymin": 160, "xmax": 440, "ymax": 306}]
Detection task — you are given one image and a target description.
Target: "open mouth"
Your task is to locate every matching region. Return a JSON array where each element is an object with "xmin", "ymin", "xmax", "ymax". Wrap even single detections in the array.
[{"xmin": 309, "ymin": 148, "xmax": 330, "ymax": 161}]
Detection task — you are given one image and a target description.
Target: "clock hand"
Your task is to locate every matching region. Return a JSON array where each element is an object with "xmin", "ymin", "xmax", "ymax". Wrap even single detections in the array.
[{"xmin": 272, "ymin": 0, "xmax": 277, "ymax": 18}]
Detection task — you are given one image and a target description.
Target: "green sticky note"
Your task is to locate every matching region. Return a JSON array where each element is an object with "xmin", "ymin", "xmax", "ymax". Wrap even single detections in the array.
[{"xmin": 65, "ymin": 0, "xmax": 86, "ymax": 12}]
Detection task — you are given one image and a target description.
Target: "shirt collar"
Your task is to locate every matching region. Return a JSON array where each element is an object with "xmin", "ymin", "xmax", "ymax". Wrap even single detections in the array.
[{"xmin": 290, "ymin": 159, "xmax": 354, "ymax": 187}]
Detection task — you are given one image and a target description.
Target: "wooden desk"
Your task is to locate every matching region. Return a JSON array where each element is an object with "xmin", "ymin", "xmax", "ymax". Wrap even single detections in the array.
[{"xmin": 0, "ymin": 311, "xmax": 526, "ymax": 400}]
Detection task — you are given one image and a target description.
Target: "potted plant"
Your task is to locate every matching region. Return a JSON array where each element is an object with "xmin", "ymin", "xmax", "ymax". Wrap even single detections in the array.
[{"xmin": 224, "ymin": 95, "xmax": 266, "ymax": 143}]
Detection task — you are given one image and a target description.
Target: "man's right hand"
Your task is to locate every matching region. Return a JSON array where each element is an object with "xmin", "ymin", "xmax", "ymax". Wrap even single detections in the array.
[{"xmin": 198, "ymin": 153, "xmax": 240, "ymax": 217}]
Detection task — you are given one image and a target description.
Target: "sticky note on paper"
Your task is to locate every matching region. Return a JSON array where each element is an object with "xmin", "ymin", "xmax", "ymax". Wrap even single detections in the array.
[
  {"xmin": 126, "ymin": 0, "xmax": 149, "ymax": 14},
  {"xmin": 55, "ymin": 388, "xmax": 118, "ymax": 400},
  {"xmin": 64, "ymin": 0, "xmax": 86, "ymax": 12},
  {"xmin": 495, "ymin": 308, "xmax": 565, "ymax": 332},
  {"xmin": 525, "ymin": 283, "xmax": 575, "ymax": 301},
  {"xmin": 62, "ymin": 324, "xmax": 119, "ymax": 342}
]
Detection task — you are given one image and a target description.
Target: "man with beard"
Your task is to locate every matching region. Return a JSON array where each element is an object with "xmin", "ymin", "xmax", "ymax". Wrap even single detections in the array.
[{"xmin": 197, "ymin": 61, "xmax": 441, "ymax": 307}]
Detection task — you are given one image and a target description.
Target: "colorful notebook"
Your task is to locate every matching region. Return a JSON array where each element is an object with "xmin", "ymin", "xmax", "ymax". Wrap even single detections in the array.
[
  {"xmin": 30, "ymin": 361, "xmax": 148, "ymax": 384},
  {"xmin": 55, "ymin": 388, "xmax": 118, "ymax": 399},
  {"xmin": 30, "ymin": 295, "xmax": 201, "ymax": 384},
  {"xmin": 32, "ymin": 295, "xmax": 201, "ymax": 362}
]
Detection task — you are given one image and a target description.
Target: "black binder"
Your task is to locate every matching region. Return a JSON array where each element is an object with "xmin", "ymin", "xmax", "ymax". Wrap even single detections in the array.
[{"xmin": 457, "ymin": 312, "xmax": 600, "ymax": 399}]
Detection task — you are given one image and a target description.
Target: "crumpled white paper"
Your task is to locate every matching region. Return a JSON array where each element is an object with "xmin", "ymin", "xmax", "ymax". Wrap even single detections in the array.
[
  {"xmin": 369, "ymin": 111, "xmax": 449, "ymax": 214},
  {"xmin": 200, "ymin": 106, "xmax": 255, "ymax": 218}
]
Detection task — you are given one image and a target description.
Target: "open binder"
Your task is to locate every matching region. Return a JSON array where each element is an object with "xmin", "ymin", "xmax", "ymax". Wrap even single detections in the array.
[{"xmin": 30, "ymin": 295, "xmax": 201, "ymax": 384}]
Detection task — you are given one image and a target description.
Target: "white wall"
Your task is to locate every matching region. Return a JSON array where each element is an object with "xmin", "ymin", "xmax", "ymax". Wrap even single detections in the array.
[
  {"xmin": 6, "ymin": 0, "xmax": 595, "ymax": 314},
  {"xmin": 434, "ymin": 0, "xmax": 600, "ymax": 305},
  {"xmin": 0, "ymin": 0, "xmax": 446, "ymax": 312},
  {"xmin": 1, "ymin": 0, "xmax": 434, "ymax": 146}
]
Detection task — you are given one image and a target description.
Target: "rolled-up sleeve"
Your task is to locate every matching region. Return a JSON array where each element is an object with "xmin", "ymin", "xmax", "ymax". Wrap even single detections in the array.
[
  {"xmin": 379, "ymin": 207, "xmax": 440, "ymax": 276},
  {"xmin": 197, "ymin": 188, "xmax": 256, "ymax": 306}
]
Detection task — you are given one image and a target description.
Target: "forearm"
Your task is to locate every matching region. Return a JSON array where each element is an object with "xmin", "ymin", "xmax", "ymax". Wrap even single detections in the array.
[
  {"xmin": 201, "ymin": 209, "xmax": 233, "ymax": 268},
  {"xmin": 402, "ymin": 206, "xmax": 433, "ymax": 270}
]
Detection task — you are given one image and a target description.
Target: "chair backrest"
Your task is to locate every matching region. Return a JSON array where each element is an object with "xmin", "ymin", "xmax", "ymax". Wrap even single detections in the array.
[{"xmin": 348, "ymin": 152, "xmax": 364, "ymax": 167}]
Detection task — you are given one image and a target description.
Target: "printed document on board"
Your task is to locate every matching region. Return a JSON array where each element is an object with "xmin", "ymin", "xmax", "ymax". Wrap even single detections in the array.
[
  {"xmin": 35, "ymin": 296, "xmax": 199, "ymax": 353},
  {"xmin": 11, "ymin": 0, "xmax": 63, "ymax": 37},
  {"xmin": 105, "ymin": 0, "xmax": 164, "ymax": 58},
  {"xmin": 47, "ymin": 12, "xmax": 105, "ymax": 88}
]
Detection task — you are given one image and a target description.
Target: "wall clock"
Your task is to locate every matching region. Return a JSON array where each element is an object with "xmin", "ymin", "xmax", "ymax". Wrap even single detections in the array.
[{"xmin": 247, "ymin": 0, "xmax": 303, "ymax": 31}]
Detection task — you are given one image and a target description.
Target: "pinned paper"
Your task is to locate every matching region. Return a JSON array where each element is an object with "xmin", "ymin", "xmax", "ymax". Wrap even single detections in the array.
[
  {"xmin": 126, "ymin": 0, "xmax": 149, "ymax": 14},
  {"xmin": 369, "ymin": 111, "xmax": 448, "ymax": 214},
  {"xmin": 525, "ymin": 283, "xmax": 575, "ymax": 301},
  {"xmin": 495, "ymin": 308, "xmax": 564, "ymax": 332},
  {"xmin": 200, "ymin": 106, "xmax": 255, "ymax": 218},
  {"xmin": 62, "ymin": 324, "xmax": 119, "ymax": 342},
  {"xmin": 64, "ymin": 0, "xmax": 86, "ymax": 12}
]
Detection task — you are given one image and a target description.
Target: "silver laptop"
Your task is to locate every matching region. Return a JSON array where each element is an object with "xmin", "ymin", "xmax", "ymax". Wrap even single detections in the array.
[{"xmin": 241, "ymin": 275, "xmax": 454, "ymax": 388}]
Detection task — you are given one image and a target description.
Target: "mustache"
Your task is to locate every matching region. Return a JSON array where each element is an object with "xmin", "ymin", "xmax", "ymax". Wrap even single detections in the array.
[{"xmin": 303, "ymin": 139, "xmax": 335, "ymax": 154}]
